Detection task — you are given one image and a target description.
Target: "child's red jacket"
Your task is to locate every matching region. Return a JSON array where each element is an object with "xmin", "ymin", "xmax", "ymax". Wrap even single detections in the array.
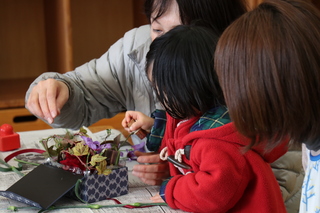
[{"xmin": 159, "ymin": 115, "xmax": 287, "ymax": 213}]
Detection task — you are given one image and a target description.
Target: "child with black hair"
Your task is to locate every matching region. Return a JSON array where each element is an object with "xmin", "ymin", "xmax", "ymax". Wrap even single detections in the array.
[{"xmin": 123, "ymin": 24, "xmax": 287, "ymax": 212}]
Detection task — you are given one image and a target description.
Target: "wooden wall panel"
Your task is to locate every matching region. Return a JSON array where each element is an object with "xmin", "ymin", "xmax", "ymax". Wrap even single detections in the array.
[
  {"xmin": 133, "ymin": 0, "xmax": 149, "ymax": 27},
  {"xmin": 0, "ymin": 108, "xmax": 52, "ymax": 132},
  {"xmin": 70, "ymin": 0, "xmax": 134, "ymax": 69},
  {"xmin": 0, "ymin": 0, "xmax": 47, "ymax": 80},
  {"xmin": 0, "ymin": 0, "xmax": 137, "ymax": 79},
  {"xmin": 44, "ymin": 0, "xmax": 74, "ymax": 73}
]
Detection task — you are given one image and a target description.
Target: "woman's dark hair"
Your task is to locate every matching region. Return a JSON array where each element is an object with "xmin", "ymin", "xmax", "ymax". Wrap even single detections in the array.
[
  {"xmin": 146, "ymin": 24, "xmax": 224, "ymax": 120},
  {"xmin": 215, "ymin": 0, "xmax": 320, "ymax": 150},
  {"xmin": 144, "ymin": 0, "xmax": 247, "ymax": 34}
]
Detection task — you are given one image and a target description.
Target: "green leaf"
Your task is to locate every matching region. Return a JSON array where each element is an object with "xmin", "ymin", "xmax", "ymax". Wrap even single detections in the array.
[
  {"xmin": 95, "ymin": 160, "xmax": 111, "ymax": 175},
  {"xmin": 88, "ymin": 204, "xmax": 101, "ymax": 209},
  {"xmin": 72, "ymin": 143, "xmax": 89, "ymax": 156},
  {"xmin": 7, "ymin": 206, "xmax": 17, "ymax": 211},
  {"xmin": 89, "ymin": 154, "xmax": 106, "ymax": 167},
  {"xmin": 79, "ymin": 127, "xmax": 88, "ymax": 135}
]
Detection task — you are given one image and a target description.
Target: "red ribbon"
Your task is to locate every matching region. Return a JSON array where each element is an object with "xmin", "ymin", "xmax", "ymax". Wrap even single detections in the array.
[
  {"xmin": 4, "ymin": 149, "xmax": 45, "ymax": 163},
  {"xmin": 107, "ymin": 198, "xmax": 153, "ymax": 209}
]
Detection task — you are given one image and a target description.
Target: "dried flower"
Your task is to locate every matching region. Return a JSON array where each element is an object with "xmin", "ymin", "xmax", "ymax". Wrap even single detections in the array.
[
  {"xmin": 40, "ymin": 127, "xmax": 131, "ymax": 175},
  {"xmin": 125, "ymin": 141, "xmax": 146, "ymax": 161},
  {"xmin": 59, "ymin": 153, "xmax": 88, "ymax": 171},
  {"xmin": 81, "ymin": 136, "xmax": 111, "ymax": 153}
]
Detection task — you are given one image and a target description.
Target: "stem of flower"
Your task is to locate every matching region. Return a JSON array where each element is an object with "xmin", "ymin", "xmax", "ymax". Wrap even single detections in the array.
[
  {"xmin": 125, "ymin": 131, "xmax": 135, "ymax": 143},
  {"xmin": 86, "ymin": 151, "xmax": 90, "ymax": 172},
  {"xmin": 5, "ymin": 202, "xmax": 168, "ymax": 212},
  {"xmin": 0, "ymin": 158, "xmax": 24, "ymax": 177},
  {"xmin": 14, "ymin": 159, "xmax": 40, "ymax": 166},
  {"xmin": 115, "ymin": 150, "xmax": 120, "ymax": 166},
  {"xmin": 104, "ymin": 129, "xmax": 112, "ymax": 141},
  {"xmin": 73, "ymin": 154, "xmax": 91, "ymax": 171}
]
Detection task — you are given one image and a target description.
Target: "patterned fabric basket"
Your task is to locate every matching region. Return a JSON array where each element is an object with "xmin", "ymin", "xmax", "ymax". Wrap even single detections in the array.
[
  {"xmin": 0, "ymin": 165, "xmax": 128, "ymax": 209},
  {"xmin": 67, "ymin": 166, "xmax": 128, "ymax": 203}
]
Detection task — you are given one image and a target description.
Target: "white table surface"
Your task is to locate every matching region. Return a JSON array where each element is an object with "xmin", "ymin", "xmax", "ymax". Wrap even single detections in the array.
[{"xmin": 0, "ymin": 128, "xmax": 185, "ymax": 213}]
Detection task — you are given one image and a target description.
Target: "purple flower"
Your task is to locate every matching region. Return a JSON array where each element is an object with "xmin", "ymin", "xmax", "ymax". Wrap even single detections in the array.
[
  {"xmin": 132, "ymin": 141, "xmax": 146, "ymax": 152},
  {"xmin": 126, "ymin": 150, "xmax": 136, "ymax": 160},
  {"xmin": 81, "ymin": 136, "xmax": 111, "ymax": 153},
  {"xmin": 126, "ymin": 141, "xmax": 146, "ymax": 160}
]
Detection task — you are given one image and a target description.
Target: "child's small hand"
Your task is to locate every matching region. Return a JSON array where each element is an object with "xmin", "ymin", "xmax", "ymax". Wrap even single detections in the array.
[
  {"xmin": 122, "ymin": 111, "xmax": 154, "ymax": 133},
  {"xmin": 150, "ymin": 193, "xmax": 165, "ymax": 203}
]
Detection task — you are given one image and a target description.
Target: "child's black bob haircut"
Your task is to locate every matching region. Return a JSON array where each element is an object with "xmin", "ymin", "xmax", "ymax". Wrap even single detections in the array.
[{"xmin": 146, "ymin": 24, "xmax": 225, "ymax": 120}]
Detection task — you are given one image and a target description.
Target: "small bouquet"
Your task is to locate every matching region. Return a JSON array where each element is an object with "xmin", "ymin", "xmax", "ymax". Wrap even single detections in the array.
[
  {"xmin": 38, "ymin": 127, "xmax": 147, "ymax": 203},
  {"xmin": 0, "ymin": 127, "xmax": 146, "ymax": 208},
  {"xmin": 39, "ymin": 127, "xmax": 138, "ymax": 176}
]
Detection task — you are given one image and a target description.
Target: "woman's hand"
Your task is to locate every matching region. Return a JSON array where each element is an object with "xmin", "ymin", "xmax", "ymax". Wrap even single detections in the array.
[
  {"xmin": 132, "ymin": 151, "xmax": 170, "ymax": 185},
  {"xmin": 26, "ymin": 79, "xmax": 69, "ymax": 124}
]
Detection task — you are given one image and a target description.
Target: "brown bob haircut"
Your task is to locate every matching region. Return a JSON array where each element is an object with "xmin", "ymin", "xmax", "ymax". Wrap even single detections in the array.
[{"xmin": 215, "ymin": 0, "xmax": 320, "ymax": 150}]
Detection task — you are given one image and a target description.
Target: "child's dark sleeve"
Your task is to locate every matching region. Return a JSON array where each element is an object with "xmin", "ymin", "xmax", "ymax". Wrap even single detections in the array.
[{"xmin": 146, "ymin": 109, "xmax": 167, "ymax": 152}]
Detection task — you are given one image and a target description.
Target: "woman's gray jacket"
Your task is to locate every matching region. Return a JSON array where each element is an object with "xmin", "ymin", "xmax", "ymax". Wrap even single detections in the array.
[{"xmin": 26, "ymin": 25, "xmax": 157, "ymax": 129}]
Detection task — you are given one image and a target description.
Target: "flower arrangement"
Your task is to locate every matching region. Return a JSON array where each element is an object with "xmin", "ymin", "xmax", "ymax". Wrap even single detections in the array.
[
  {"xmin": 0, "ymin": 127, "xmax": 147, "ymax": 206},
  {"xmin": 39, "ymin": 127, "xmax": 139, "ymax": 176}
]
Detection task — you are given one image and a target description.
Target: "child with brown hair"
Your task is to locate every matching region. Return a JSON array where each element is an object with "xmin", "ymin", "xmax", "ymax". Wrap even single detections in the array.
[{"xmin": 214, "ymin": 0, "xmax": 320, "ymax": 212}]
